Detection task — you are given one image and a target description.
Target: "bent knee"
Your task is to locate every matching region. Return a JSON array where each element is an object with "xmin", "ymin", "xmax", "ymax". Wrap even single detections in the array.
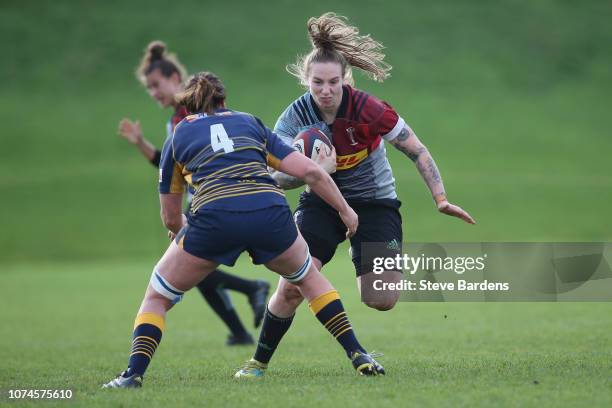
[
  {"xmin": 363, "ymin": 300, "xmax": 397, "ymax": 311},
  {"xmin": 362, "ymin": 292, "xmax": 399, "ymax": 311},
  {"xmin": 275, "ymin": 285, "xmax": 303, "ymax": 306}
]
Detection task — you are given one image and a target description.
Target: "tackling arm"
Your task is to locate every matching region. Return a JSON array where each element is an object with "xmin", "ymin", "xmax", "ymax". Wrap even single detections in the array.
[
  {"xmin": 270, "ymin": 145, "xmax": 336, "ymax": 190},
  {"xmin": 278, "ymin": 151, "xmax": 358, "ymax": 237},
  {"xmin": 270, "ymin": 168, "xmax": 306, "ymax": 190}
]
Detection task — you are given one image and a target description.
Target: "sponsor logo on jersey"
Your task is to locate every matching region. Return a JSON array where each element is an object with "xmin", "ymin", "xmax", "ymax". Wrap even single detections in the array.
[{"xmin": 336, "ymin": 148, "xmax": 368, "ymax": 170}]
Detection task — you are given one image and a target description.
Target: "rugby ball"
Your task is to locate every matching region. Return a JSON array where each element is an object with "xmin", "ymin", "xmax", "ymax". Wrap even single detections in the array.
[{"xmin": 292, "ymin": 128, "xmax": 333, "ymax": 161}]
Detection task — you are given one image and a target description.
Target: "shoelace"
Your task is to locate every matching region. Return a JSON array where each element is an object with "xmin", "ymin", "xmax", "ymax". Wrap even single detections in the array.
[{"xmin": 236, "ymin": 360, "xmax": 266, "ymax": 371}]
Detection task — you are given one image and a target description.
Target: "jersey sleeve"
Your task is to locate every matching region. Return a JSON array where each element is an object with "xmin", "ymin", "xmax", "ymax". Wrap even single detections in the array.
[
  {"xmin": 252, "ymin": 116, "xmax": 296, "ymax": 170},
  {"xmin": 150, "ymin": 149, "xmax": 162, "ymax": 168},
  {"xmin": 273, "ymin": 104, "xmax": 301, "ymax": 146},
  {"xmin": 364, "ymin": 97, "xmax": 406, "ymax": 142},
  {"xmin": 158, "ymin": 131, "xmax": 186, "ymax": 194},
  {"xmin": 265, "ymin": 129, "xmax": 297, "ymax": 170}
]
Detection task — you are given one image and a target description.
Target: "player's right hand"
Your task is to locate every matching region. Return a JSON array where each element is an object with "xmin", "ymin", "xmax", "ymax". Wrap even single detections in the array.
[
  {"xmin": 118, "ymin": 118, "xmax": 143, "ymax": 145},
  {"xmin": 437, "ymin": 200, "xmax": 476, "ymax": 224},
  {"xmin": 339, "ymin": 206, "xmax": 359, "ymax": 238},
  {"xmin": 314, "ymin": 144, "xmax": 337, "ymax": 174}
]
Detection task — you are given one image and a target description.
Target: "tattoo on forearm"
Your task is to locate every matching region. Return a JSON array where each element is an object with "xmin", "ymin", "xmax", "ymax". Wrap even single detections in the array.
[
  {"xmin": 395, "ymin": 143, "xmax": 426, "ymax": 162},
  {"xmin": 408, "ymin": 146, "xmax": 427, "ymax": 162},
  {"xmin": 426, "ymin": 157, "xmax": 441, "ymax": 183},
  {"xmin": 393, "ymin": 140, "xmax": 427, "ymax": 162},
  {"xmin": 391, "ymin": 130, "xmax": 426, "ymax": 163},
  {"xmin": 416, "ymin": 155, "xmax": 442, "ymax": 185}
]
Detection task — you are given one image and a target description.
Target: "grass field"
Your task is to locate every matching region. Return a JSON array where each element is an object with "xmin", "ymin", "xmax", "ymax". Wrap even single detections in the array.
[
  {"xmin": 1, "ymin": 0, "xmax": 612, "ymax": 406},
  {"xmin": 2, "ymin": 255, "xmax": 611, "ymax": 407}
]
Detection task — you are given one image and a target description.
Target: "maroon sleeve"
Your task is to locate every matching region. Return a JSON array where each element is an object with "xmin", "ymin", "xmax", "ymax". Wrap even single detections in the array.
[{"xmin": 360, "ymin": 95, "xmax": 405, "ymax": 141}]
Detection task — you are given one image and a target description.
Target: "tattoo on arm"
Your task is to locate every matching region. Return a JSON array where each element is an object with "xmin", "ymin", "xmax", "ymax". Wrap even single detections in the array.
[
  {"xmin": 395, "ymin": 127, "xmax": 411, "ymax": 142},
  {"xmin": 393, "ymin": 142, "xmax": 426, "ymax": 162},
  {"xmin": 391, "ymin": 127, "xmax": 426, "ymax": 162},
  {"xmin": 408, "ymin": 146, "xmax": 427, "ymax": 162},
  {"xmin": 389, "ymin": 125, "xmax": 445, "ymax": 196},
  {"xmin": 424, "ymin": 157, "xmax": 441, "ymax": 183},
  {"xmin": 416, "ymin": 155, "xmax": 442, "ymax": 188}
]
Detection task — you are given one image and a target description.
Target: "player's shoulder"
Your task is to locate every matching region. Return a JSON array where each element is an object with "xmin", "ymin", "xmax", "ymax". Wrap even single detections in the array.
[
  {"xmin": 281, "ymin": 91, "xmax": 318, "ymax": 125},
  {"xmin": 286, "ymin": 91, "xmax": 310, "ymax": 112},
  {"xmin": 226, "ymin": 110, "xmax": 268, "ymax": 133},
  {"xmin": 174, "ymin": 112, "xmax": 204, "ymax": 133},
  {"xmin": 346, "ymin": 85, "xmax": 392, "ymax": 123},
  {"xmin": 176, "ymin": 110, "xmax": 253, "ymax": 127}
]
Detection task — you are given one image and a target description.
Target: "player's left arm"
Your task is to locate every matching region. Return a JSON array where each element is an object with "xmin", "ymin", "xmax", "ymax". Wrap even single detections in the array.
[
  {"xmin": 388, "ymin": 125, "xmax": 476, "ymax": 224},
  {"xmin": 160, "ymin": 193, "xmax": 186, "ymax": 235},
  {"xmin": 158, "ymin": 128, "xmax": 187, "ymax": 234}
]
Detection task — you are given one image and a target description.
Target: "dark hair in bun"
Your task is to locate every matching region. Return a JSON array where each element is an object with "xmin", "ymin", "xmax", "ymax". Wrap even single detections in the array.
[{"xmin": 136, "ymin": 40, "xmax": 187, "ymax": 85}]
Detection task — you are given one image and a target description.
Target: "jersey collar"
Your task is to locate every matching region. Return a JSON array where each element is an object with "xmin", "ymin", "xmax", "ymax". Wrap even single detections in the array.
[{"xmin": 310, "ymin": 85, "xmax": 350, "ymax": 124}]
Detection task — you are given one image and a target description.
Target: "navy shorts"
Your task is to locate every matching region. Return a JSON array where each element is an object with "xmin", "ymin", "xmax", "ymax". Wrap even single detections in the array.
[
  {"xmin": 175, "ymin": 205, "xmax": 298, "ymax": 266},
  {"xmin": 294, "ymin": 193, "xmax": 402, "ymax": 277}
]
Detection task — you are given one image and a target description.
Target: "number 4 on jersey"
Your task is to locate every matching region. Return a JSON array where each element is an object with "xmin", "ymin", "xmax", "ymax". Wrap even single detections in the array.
[{"xmin": 210, "ymin": 124, "xmax": 234, "ymax": 153}]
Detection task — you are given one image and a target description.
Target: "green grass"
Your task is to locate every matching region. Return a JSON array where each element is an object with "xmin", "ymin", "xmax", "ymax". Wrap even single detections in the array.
[{"xmin": 1, "ymin": 256, "xmax": 611, "ymax": 407}]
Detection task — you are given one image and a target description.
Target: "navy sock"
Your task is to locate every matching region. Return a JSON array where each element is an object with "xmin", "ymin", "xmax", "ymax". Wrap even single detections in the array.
[
  {"xmin": 126, "ymin": 313, "xmax": 164, "ymax": 377},
  {"xmin": 253, "ymin": 308, "xmax": 294, "ymax": 364},
  {"xmin": 196, "ymin": 279, "xmax": 249, "ymax": 337},
  {"xmin": 309, "ymin": 290, "xmax": 366, "ymax": 358}
]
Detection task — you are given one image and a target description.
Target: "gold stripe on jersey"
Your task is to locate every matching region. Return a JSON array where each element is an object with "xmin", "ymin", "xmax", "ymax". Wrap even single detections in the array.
[
  {"xmin": 183, "ymin": 133, "xmax": 285, "ymax": 209},
  {"xmin": 192, "ymin": 184, "xmax": 284, "ymax": 208},
  {"xmin": 191, "ymin": 189, "xmax": 285, "ymax": 213},
  {"xmin": 266, "ymin": 153, "xmax": 283, "ymax": 170},
  {"xmin": 196, "ymin": 165, "xmax": 270, "ymax": 191},
  {"xmin": 198, "ymin": 185, "xmax": 284, "ymax": 204},
  {"xmin": 193, "ymin": 167, "xmax": 271, "ymax": 197},
  {"xmin": 199, "ymin": 146, "xmax": 266, "ymax": 169},
  {"xmin": 170, "ymin": 162, "xmax": 186, "ymax": 193},
  {"xmin": 197, "ymin": 182, "xmax": 281, "ymax": 201},
  {"xmin": 200, "ymin": 161, "xmax": 264, "ymax": 178},
  {"xmin": 191, "ymin": 183, "xmax": 284, "ymax": 212}
]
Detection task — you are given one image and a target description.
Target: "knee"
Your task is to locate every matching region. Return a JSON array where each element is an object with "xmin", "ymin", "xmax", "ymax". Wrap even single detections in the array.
[
  {"xmin": 362, "ymin": 293, "xmax": 399, "ymax": 311},
  {"xmin": 140, "ymin": 290, "xmax": 173, "ymax": 314},
  {"xmin": 274, "ymin": 284, "xmax": 303, "ymax": 308}
]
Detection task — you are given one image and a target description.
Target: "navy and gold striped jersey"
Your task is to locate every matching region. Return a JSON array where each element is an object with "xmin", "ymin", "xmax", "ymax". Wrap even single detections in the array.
[{"xmin": 159, "ymin": 109, "xmax": 295, "ymax": 213}]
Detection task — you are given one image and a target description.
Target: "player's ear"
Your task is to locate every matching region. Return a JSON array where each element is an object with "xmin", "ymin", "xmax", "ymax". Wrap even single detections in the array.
[{"xmin": 170, "ymin": 72, "xmax": 181, "ymax": 84}]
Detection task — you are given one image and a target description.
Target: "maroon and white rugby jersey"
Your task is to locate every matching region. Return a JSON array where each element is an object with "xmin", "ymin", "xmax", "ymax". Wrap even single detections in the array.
[{"xmin": 274, "ymin": 85, "xmax": 405, "ymax": 200}]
